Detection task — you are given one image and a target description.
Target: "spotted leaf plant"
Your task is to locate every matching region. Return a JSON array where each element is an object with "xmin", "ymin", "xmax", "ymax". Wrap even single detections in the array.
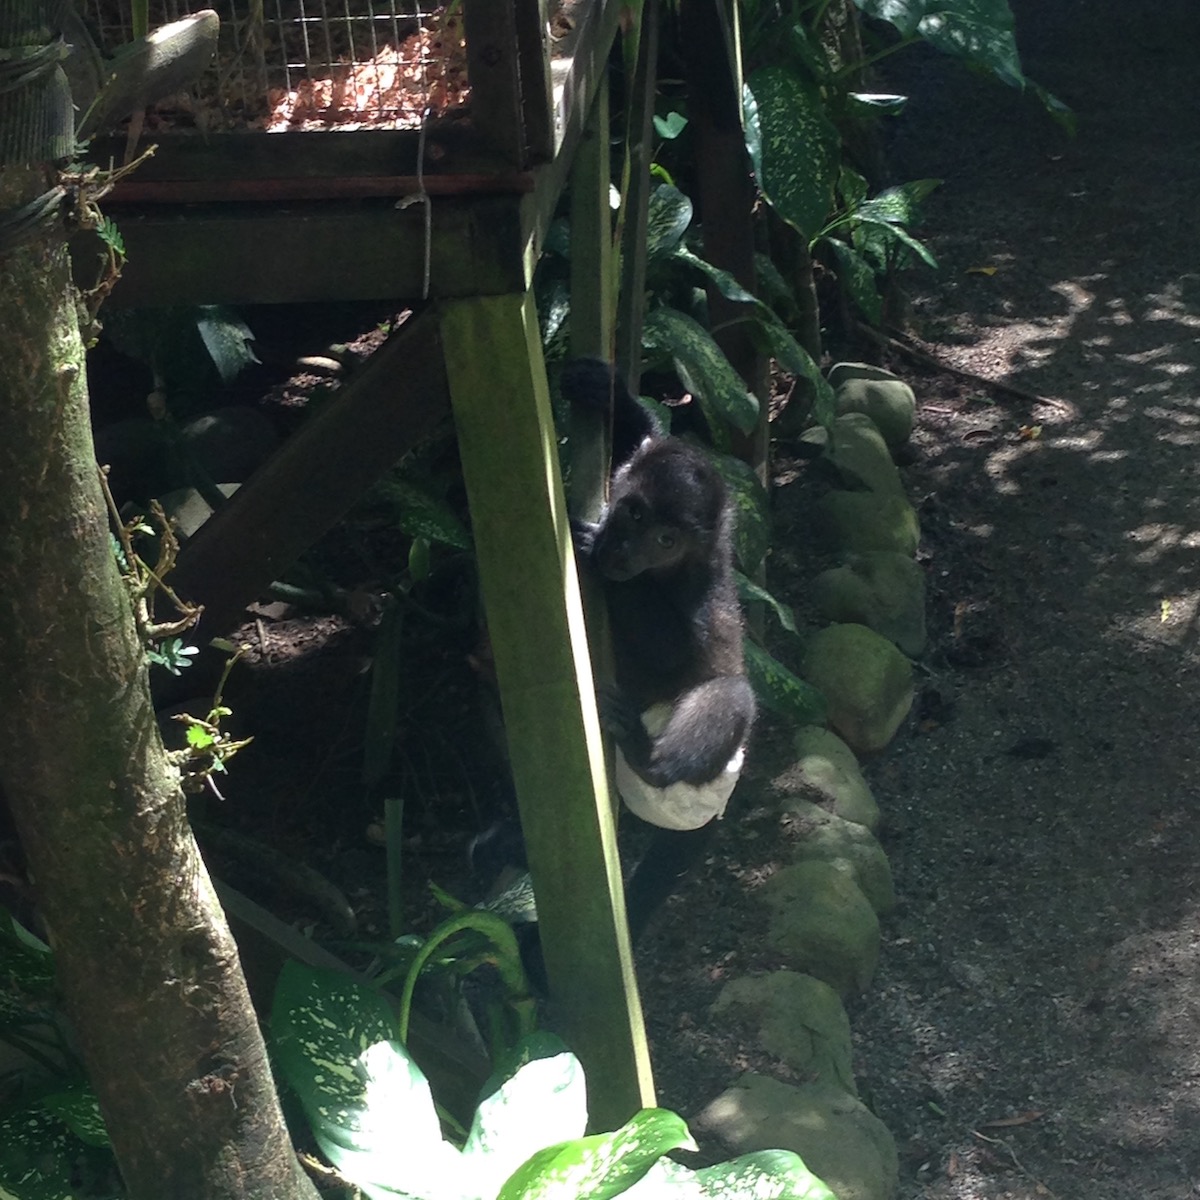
[{"xmin": 270, "ymin": 960, "xmax": 837, "ymax": 1200}]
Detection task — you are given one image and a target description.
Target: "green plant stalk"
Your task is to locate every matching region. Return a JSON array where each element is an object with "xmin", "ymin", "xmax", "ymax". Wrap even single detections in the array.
[
  {"xmin": 385, "ymin": 793, "xmax": 405, "ymax": 940},
  {"xmin": 397, "ymin": 912, "xmax": 534, "ymax": 1048}
]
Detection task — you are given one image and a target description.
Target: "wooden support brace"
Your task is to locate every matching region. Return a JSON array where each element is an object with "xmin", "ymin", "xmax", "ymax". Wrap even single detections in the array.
[
  {"xmin": 171, "ymin": 307, "xmax": 450, "ymax": 633},
  {"xmin": 440, "ymin": 292, "xmax": 655, "ymax": 1130}
]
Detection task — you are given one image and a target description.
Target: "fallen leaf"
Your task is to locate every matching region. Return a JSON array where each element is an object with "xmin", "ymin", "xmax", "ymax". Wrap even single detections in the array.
[
  {"xmin": 1018, "ymin": 424, "xmax": 1043, "ymax": 440},
  {"xmin": 1161, "ymin": 598, "xmax": 1172, "ymax": 622},
  {"xmin": 966, "ymin": 265, "xmax": 998, "ymax": 276}
]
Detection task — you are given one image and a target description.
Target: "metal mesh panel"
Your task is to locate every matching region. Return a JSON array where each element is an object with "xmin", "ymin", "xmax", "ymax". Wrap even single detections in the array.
[{"xmin": 82, "ymin": 0, "xmax": 469, "ymax": 129}]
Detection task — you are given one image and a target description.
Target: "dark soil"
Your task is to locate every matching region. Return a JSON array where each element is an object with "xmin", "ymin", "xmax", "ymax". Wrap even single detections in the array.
[{"xmin": 142, "ymin": 3, "xmax": 1200, "ymax": 1198}]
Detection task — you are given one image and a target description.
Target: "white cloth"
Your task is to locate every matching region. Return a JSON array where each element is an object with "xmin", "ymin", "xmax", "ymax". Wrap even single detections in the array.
[{"xmin": 614, "ymin": 703, "xmax": 745, "ymax": 831}]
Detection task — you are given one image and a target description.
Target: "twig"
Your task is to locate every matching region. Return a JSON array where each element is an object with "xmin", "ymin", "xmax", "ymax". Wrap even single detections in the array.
[
  {"xmin": 971, "ymin": 1128, "xmax": 1058, "ymax": 1198},
  {"xmin": 855, "ymin": 321, "xmax": 1079, "ymax": 418}
]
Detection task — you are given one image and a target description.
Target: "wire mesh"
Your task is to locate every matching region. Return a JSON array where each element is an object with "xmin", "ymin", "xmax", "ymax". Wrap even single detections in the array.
[{"xmin": 82, "ymin": 0, "xmax": 470, "ymax": 130}]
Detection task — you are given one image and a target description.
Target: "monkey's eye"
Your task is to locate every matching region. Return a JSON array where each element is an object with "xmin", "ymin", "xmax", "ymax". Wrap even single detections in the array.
[{"xmin": 657, "ymin": 531, "xmax": 677, "ymax": 549}]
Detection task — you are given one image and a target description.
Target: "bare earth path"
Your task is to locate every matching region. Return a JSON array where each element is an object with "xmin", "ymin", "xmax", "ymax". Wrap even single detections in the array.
[{"xmin": 844, "ymin": 2, "xmax": 1200, "ymax": 1197}]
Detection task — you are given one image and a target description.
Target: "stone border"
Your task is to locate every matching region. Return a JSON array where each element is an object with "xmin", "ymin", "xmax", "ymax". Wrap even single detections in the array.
[{"xmin": 689, "ymin": 365, "xmax": 921, "ymax": 1200}]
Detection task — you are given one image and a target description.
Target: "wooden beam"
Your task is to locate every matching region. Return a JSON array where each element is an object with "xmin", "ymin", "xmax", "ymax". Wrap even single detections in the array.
[
  {"xmin": 171, "ymin": 308, "xmax": 450, "ymax": 633},
  {"xmin": 440, "ymin": 292, "xmax": 654, "ymax": 1130},
  {"xmin": 89, "ymin": 126, "xmax": 514, "ymax": 187},
  {"xmin": 523, "ymin": 0, "xmax": 624, "ymax": 263},
  {"xmin": 516, "ymin": 0, "xmax": 554, "ymax": 164},
  {"xmin": 87, "ymin": 196, "xmax": 526, "ymax": 307},
  {"xmin": 463, "ymin": 0, "xmax": 526, "ymax": 168}
]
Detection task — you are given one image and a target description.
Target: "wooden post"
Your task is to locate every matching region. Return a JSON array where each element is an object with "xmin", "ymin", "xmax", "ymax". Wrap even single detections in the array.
[
  {"xmin": 463, "ymin": 0, "xmax": 527, "ymax": 168},
  {"xmin": 440, "ymin": 292, "xmax": 655, "ymax": 1130},
  {"xmin": 568, "ymin": 75, "xmax": 614, "ymax": 522},
  {"xmin": 613, "ymin": 0, "xmax": 659, "ymax": 391}
]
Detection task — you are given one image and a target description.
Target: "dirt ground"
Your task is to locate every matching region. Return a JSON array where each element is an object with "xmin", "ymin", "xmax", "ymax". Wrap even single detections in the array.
[
  {"xmin": 638, "ymin": 3, "xmax": 1200, "ymax": 1198},
  {"xmin": 158, "ymin": 3, "xmax": 1200, "ymax": 1198}
]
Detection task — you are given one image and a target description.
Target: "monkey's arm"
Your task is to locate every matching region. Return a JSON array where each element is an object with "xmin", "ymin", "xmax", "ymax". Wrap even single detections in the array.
[{"xmin": 561, "ymin": 357, "xmax": 662, "ymax": 468}]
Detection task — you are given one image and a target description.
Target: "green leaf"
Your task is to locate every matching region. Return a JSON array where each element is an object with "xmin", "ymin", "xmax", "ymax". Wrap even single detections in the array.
[
  {"xmin": 673, "ymin": 246, "xmax": 757, "ymax": 304},
  {"xmin": 852, "ymin": 0, "xmax": 925, "ymax": 38},
  {"xmin": 746, "ymin": 303, "xmax": 836, "ymax": 426},
  {"xmin": 0, "ymin": 1104, "xmax": 84, "ymax": 1200},
  {"xmin": 744, "ymin": 640, "xmax": 827, "ymax": 723},
  {"xmin": 782, "ymin": 20, "xmax": 831, "ymax": 82},
  {"xmin": 653, "ymin": 111, "xmax": 688, "ymax": 140},
  {"xmin": 917, "ymin": 0, "xmax": 1023, "ymax": 88},
  {"xmin": 271, "ymin": 962, "xmax": 464, "ymax": 1199},
  {"xmin": 536, "ymin": 274, "xmax": 571, "ymax": 361},
  {"xmin": 185, "ymin": 723, "xmax": 216, "ymax": 749},
  {"xmin": 96, "ymin": 215, "xmax": 125, "ymax": 258},
  {"xmin": 845, "ymin": 91, "xmax": 908, "ymax": 116},
  {"xmin": 497, "ymin": 1108, "xmax": 693, "ymax": 1200},
  {"xmin": 408, "ymin": 536, "xmax": 432, "ymax": 582},
  {"xmin": 463, "ymin": 1052, "xmax": 590, "ymax": 1197},
  {"xmin": 627, "ymin": 1147, "xmax": 841, "ymax": 1198},
  {"xmin": 854, "ymin": 178, "xmax": 942, "ymax": 227},
  {"xmin": 751, "ymin": 252, "xmax": 799, "ymax": 322},
  {"xmin": 642, "ymin": 307, "xmax": 760, "ymax": 435},
  {"xmin": 195, "ymin": 305, "xmax": 259, "ymax": 384},
  {"xmin": 736, "ymin": 573, "xmax": 797, "ymax": 634},
  {"xmin": 743, "ymin": 67, "xmax": 839, "ymax": 243},
  {"xmin": 855, "ymin": 216, "xmax": 939, "ymax": 270},
  {"xmin": 646, "ymin": 184, "xmax": 695, "ymax": 260},
  {"xmin": 707, "ymin": 451, "xmax": 770, "ymax": 575},
  {"xmin": 0, "ymin": 910, "xmax": 55, "ymax": 1002},
  {"xmin": 478, "ymin": 1032, "xmax": 572, "ymax": 1106},
  {"xmin": 41, "ymin": 1086, "xmax": 110, "ymax": 1149},
  {"xmin": 837, "ymin": 165, "xmax": 870, "ymax": 215},
  {"xmin": 822, "ymin": 237, "xmax": 883, "ymax": 324},
  {"xmin": 374, "ymin": 479, "xmax": 472, "ymax": 550},
  {"xmin": 1031, "ymin": 81, "xmax": 1075, "ymax": 133}
]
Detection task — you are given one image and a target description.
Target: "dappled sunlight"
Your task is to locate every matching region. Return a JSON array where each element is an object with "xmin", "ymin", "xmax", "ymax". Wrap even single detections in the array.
[{"xmin": 1086, "ymin": 906, "xmax": 1200, "ymax": 1147}]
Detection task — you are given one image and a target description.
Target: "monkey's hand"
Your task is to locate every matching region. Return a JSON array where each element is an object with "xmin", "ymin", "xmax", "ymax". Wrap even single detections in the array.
[
  {"xmin": 596, "ymin": 685, "xmax": 653, "ymax": 765},
  {"xmin": 571, "ymin": 517, "xmax": 600, "ymax": 558}
]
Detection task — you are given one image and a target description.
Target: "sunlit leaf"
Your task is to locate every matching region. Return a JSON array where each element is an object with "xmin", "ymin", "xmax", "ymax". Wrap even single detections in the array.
[
  {"xmin": 743, "ymin": 67, "xmax": 839, "ymax": 243},
  {"xmin": 646, "ymin": 184, "xmax": 694, "ymax": 260},
  {"xmin": 822, "ymin": 238, "xmax": 883, "ymax": 324},
  {"xmin": 642, "ymin": 307, "xmax": 760, "ymax": 435},
  {"xmin": 736, "ymin": 573, "xmax": 797, "ymax": 634}
]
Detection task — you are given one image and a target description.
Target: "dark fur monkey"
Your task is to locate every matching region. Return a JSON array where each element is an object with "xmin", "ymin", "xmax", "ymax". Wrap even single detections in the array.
[{"xmin": 561, "ymin": 358, "xmax": 756, "ymax": 938}]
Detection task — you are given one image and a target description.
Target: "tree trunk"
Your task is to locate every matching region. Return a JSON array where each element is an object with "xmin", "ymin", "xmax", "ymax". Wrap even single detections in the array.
[{"xmin": 0, "ymin": 171, "xmax": 318, "ymax": 1200}]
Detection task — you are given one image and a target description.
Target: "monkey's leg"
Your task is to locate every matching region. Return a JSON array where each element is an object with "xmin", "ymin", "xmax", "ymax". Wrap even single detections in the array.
[{"xmin": 624, "ymin": 822, "xmax": 720, "ymax": 943}]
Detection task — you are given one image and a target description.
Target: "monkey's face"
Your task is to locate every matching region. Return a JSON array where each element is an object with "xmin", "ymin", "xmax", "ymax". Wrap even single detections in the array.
[{"xmin": 594, "ymin": 496, "xmax": 690, "ymax": 581}]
